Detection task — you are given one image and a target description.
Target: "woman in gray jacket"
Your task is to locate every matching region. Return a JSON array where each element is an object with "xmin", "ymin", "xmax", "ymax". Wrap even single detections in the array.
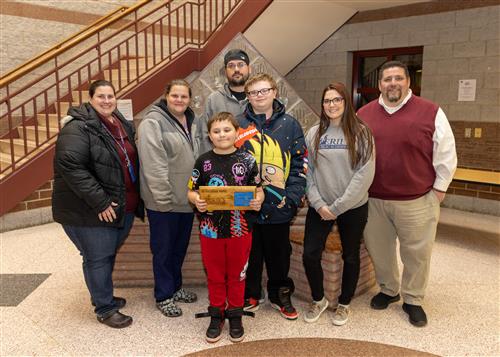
[{"xmin": 138, "ymin": 79, "xmax": 199, "ymax": 317}]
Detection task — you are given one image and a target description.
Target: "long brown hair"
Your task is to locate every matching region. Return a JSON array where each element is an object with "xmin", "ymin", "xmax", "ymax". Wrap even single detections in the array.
[{"xmin": 312, "ymin": 82, "xmax": 374, "ymax": 168}]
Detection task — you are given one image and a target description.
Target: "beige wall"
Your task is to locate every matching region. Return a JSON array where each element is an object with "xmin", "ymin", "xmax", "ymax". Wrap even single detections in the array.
[{"xmin": 286, "ymin": 4, "xmax": 500, "ymax": 215}]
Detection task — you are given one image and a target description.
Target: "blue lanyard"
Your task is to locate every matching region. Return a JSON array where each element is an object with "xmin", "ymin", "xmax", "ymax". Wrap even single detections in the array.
[{"xmin": 101, "ymin": 122, "xmax": 137, "ymax": 183}]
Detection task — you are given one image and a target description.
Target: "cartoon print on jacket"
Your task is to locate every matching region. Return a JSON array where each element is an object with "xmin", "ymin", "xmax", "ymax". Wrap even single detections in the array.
[{"xmin": 247, "ymin": 133, "xmax": 290, "ymax": 190}]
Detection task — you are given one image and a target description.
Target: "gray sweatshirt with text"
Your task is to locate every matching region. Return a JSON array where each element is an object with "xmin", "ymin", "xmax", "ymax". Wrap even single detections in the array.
[{"xmin": 306, "ymin": 123, "xmax": 375, "ymax": 216}]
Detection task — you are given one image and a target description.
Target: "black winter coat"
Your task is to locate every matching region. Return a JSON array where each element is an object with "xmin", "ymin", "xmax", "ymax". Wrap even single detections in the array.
[{"xmin": 52, "ymin": 103, "xmax": 144, "ymax": 227}]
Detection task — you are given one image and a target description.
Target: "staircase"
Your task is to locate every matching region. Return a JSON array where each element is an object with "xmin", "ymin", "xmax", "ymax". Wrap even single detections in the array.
[{"xmin": 0, "ymin": 0, "xmax": 272, "ymax": 215}]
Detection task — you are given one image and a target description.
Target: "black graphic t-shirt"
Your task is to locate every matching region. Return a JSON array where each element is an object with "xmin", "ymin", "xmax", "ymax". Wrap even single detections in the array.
[{"xmin": 188, "ymin": 149, "xmax": 260, "ymax": 239}]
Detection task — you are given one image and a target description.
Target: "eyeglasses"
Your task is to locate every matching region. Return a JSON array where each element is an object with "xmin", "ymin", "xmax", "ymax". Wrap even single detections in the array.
[
  {"xmin": 323, "ymin": 97, "xmax": 344, "ymax": 105},
  {"xmin": 247, "ymin": 87, "xmax": 274, "ymax": 98},
  {"xmin": 226, "ymin": 62, "xmax": 247, "ymax": 70}
]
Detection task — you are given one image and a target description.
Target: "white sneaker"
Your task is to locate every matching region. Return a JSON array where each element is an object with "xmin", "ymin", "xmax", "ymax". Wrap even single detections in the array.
[
  {"xmin": 303, "ymin": 297, "xmax": 329, "ymax": 323},
  {"xmin": 332, "ymin": 304, "xmax": 350, "ymax": 326}
]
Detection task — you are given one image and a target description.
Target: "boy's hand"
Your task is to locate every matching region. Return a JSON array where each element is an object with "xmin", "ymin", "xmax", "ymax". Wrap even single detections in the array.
[
  {"xmin": 249, "ymin": 198, "xmax": 262, "ymax": 211},
  {"xmin": 250, "ymin": 187, "xmax": 265, "ymax": 211},
  {"xmin": 195, "ymin": 195, "xmax": 208, "ymax": 212}
]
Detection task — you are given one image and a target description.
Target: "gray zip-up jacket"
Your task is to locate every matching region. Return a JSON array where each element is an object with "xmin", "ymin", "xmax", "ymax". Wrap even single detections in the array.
[
  {"xmin": 306, "ymin": 124, "xmax": 375, "ymax": 216},
  {"xmin": 196, "ymin": 83, "xmax": 248, "ymax": 155},
  {"xmin": 138, "ymin": 101, "xmax": 199, "ymax": 212}
]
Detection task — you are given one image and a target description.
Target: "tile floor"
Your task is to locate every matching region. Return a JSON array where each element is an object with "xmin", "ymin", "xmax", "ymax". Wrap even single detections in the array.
[{"xmin": 1, "ymin": 221, "xmax": 499, "ymax": 356}]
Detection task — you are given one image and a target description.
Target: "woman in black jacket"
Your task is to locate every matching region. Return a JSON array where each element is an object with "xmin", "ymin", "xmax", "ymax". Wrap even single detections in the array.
[{"xmin": 52, "ymin": 80, "xmax": 143, "ymax": 328}]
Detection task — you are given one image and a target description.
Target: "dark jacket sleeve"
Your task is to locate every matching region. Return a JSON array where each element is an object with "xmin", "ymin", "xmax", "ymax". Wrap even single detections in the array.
[
  {"xmin": 284, "ymin": 120, "xmax": 307, "ymax": 207},
  {"xmin": 54, "ymin": 121, "xmax": 111, "ymax": 214}
]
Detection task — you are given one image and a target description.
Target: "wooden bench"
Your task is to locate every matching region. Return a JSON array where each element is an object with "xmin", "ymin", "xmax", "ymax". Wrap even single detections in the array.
[{"xmin": 453, "ymin": 168, "xmax": 500, "ymax": 185}]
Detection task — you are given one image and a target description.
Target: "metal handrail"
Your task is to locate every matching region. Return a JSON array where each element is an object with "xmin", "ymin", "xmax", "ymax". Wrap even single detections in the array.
[
  {"xmin": 0, "ymin": 0, "xmax": 153, "ymax": 86},
  {"xmin": 0, "ymin": 0, "xmax": 244, "ymax": 178}
]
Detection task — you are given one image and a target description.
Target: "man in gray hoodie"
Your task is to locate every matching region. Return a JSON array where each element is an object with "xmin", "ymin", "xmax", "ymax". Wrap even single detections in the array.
[{"xmin": 197, "ymin": 49, "xmax": 251, "ymax": 155}]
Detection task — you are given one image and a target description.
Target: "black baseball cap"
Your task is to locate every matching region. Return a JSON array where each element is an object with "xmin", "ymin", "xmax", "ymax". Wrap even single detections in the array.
[{"xmin": 224, "ymin": 49, "xmax": 250, "ymax": 66}]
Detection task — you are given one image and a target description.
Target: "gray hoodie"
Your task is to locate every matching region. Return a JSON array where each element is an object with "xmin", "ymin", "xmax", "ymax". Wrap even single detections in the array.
[
  {"xmin": 196, "ymin": 83, "xmax": 248, "ymax": 155},
  {"xmin": 306, "ymin": 123, "xmax": 375, "ymax": 216},
  {"xmin": 138, "ymin": 102, "xmax": 199, "ymax": 212}
]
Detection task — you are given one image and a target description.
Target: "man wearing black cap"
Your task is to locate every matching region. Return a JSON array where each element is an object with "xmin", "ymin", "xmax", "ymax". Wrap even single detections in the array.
[{"xmin": 197, "ymin": 49, "xmax": 251, "ymax": 155}]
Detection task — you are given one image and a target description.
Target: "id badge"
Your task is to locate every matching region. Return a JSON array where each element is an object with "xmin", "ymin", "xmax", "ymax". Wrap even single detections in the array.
[{"xmin": 128, "ymin": 163, "xmax": 137, "ymax": 183}]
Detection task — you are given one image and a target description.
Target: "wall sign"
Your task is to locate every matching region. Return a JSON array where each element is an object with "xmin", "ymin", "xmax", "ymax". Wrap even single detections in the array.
[{"xmin": 458, "ymin": 79, "xmax": 476, "ymax": 101}]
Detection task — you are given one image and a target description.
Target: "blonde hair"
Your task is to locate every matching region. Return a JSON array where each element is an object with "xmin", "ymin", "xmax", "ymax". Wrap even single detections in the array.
[{"xmin": 244, "ymin": 73, "xmax": 278, "ymax": 96}]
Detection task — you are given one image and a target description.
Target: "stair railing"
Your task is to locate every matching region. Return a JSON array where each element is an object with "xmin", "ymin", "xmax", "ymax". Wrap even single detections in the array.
[{"xmin": 0, "ymin": 0, "xmax": 243, "ymax": 178}]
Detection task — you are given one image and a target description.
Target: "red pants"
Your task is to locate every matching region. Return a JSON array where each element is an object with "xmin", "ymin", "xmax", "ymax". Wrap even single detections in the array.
[{"xmin": 200, "ymin": 232, "xmax": 252, "ymax": 309}]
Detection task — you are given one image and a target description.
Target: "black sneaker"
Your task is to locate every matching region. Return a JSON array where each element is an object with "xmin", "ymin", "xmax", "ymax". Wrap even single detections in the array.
[
  {"xmin": 226, "ymin": 308, "xmax": 244, "ymax": 342},
  {"xmin": 225, "ymin": 307, "xmax": 254, "ymax": 343},
  {"xmin": 195, "ymin": 306, "xmax": 224, "ymax": 343},
  {"xmin": 370, "ymin": 292, "xmax": 400, "ymax": 310},
  {"xmin": 402, "ymin": 303, "xmax": 427, "ymax": 327},
  {"xmin": 269, "ymin": 287, "xmax": 298, "ymax": 320}
]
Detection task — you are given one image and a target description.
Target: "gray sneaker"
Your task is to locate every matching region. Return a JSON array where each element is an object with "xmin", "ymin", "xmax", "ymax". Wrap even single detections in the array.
[
  {"xmin": 156, "ymin": 298, "xmax": 182, "ymax": 317},
  {"xmin": 304, "ymin": 297, "xmax": 329, "ymax": 323},
  {"xmin": 332, "ymin": 304, "xmax": 350, "ymax": 326}
]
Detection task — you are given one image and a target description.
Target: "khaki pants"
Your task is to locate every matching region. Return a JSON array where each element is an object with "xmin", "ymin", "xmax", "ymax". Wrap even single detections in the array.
[{"xmin": 364, "ymin": 191, "xmax": 440, "ymax": 305}]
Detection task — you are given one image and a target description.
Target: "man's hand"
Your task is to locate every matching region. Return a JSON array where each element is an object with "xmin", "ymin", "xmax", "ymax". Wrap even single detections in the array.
[
  {"xmin": 433, "ymin": 189, "xmax": 446, "ymax": 203},
  {"xmin": 317, "ymin": 206, "xmax": 336, "ymax": 221},
  {"xmin": 98, "ymin": 202, "xmax": 118, "ymax": 222}
]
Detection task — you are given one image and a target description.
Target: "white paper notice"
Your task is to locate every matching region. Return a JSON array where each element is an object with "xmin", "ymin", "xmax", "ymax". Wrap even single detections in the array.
[
  {"xmin": 458, "ymin": 79, "xmax": 476, "ymax": 101},
  {"xmin": 117, "ymin": 99, "xmax": 134, "ymax": 121}
]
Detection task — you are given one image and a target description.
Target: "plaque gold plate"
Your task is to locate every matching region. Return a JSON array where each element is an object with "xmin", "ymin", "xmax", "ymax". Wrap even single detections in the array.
[{"xmin": 199, "ymin": 186, "xmax": 256, "ymax": 211}]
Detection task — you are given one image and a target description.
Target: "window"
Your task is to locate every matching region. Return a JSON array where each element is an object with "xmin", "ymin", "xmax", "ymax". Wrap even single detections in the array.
[{"xmin": 352, "ymin": 47, "xmax": 423, "ymax": 110}]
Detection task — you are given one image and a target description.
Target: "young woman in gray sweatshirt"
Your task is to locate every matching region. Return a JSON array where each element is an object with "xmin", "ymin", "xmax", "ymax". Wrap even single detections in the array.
[{"xmin": 302, "ymin": 82, "xmax": 375, "ymax": 326}]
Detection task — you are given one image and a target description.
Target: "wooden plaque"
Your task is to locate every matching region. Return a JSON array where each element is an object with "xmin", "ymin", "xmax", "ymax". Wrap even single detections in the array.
[{"xmin": 199, "ymin": 186, "xmax": 256, "ymax": 211}]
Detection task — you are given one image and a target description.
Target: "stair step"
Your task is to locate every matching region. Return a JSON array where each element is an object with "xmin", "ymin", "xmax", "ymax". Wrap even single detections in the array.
[
  {"xmin": 0, "ymin": 138, "xmax": 37, "ymax": 157},
  {"xmin": 37, "ymin": 114, "xmax": 60, "ymax": 128},
  {"xmin": 18, "ymin": 125, "xmax": 59, "ymax": 142},
  {"xmin": 72, "ymin": 91, "xmax": 90, "ymax": 103},
  {"xmin": 120, "ymin": 58, "xmax": 150, "ymax": 71},
  {"xmin": 104, "ymin": 69, "xmax": 138, "ymax": 87},
  {"xmin": 54, "ymin": 102, "xmax": 72, "ymax": 115},
  {"xmin": 0, "ymin": 152, "xmax": 19, "ymax": 168}
]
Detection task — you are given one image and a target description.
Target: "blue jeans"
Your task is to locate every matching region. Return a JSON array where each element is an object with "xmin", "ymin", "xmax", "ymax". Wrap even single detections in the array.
[
  {"xmin": 63, "ymin": 213, "xmax": 135, "ymax": 317},
  {"xmin": 147, "ymin": 210, "xmax": 194, "ymax": 302}
]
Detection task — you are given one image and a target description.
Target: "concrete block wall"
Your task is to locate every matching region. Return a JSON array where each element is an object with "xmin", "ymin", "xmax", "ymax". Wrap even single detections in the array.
[{"xmin": 286, "ymin": 4, "xmax": 500, "ymax": 212}]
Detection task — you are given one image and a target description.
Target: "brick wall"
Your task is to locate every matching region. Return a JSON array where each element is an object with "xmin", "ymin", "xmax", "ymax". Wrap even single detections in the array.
[
  {"xmin": 448, "ymin": 180, "xmax": 500, "ymax": 201},
  {"xmin": 286, "ymin": 4, "xmax": 500, "ymax": 204},
  {"xmin": 8, "ymin": 180, "xmax": 53, "ymax": 213},
  {"xmin": 451, "ymin": 121, "xmax": 500, "ymax": 171}
]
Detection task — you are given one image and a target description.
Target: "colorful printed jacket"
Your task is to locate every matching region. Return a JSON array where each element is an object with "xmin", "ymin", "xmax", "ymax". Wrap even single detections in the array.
[{"xmin": 236, "ymin": 99, "xmax": 307, "ymax": 224}]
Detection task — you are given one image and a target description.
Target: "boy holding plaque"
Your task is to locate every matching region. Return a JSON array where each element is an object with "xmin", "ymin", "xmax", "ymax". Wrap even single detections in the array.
[{"xmin": 188, "ymin": 112, "xmax": 264, "ymax": 343}]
